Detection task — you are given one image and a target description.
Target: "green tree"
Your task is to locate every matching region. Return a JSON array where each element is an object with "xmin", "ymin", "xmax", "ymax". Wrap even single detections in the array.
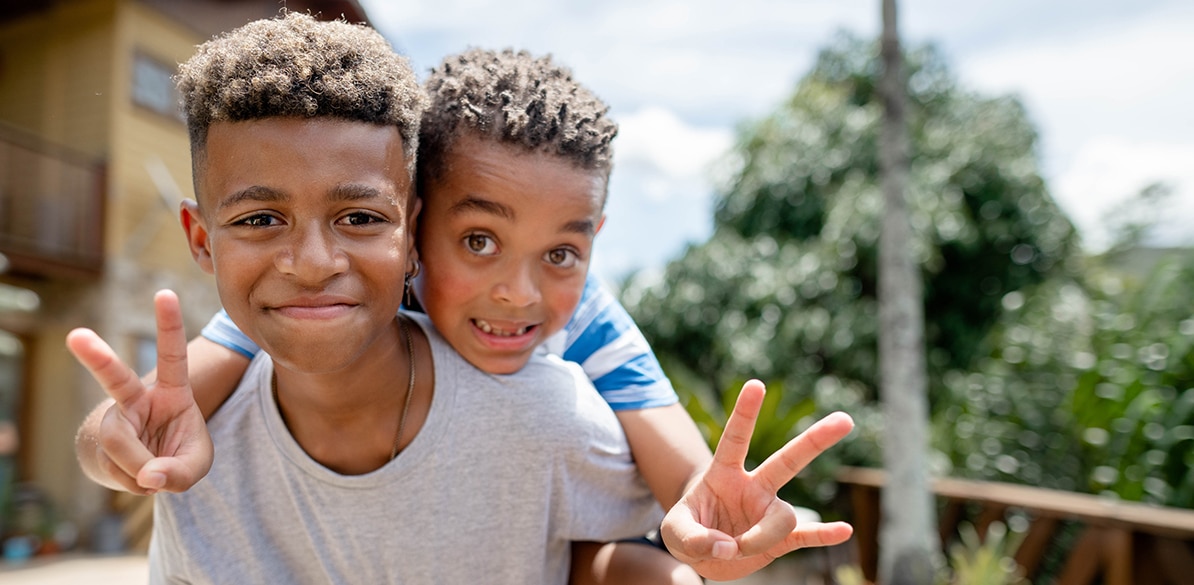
[
  {"xmin": 943, "ymin": 238, "xmax": 1194, "ymax": 508},
  {"xmin": 621, "ymin": 32, "xmax": 1078, "ymax": 505}
]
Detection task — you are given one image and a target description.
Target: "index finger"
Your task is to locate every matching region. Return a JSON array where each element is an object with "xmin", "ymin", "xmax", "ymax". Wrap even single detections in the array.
[
  {"xmin": 711, "ymin": 379, "xmax": 767, "ymax": 469},
  {"xmin": 152, "ymin": 290, "xmax": 189, "ymax": 392},
  {"xmin": 66, "ymin": 328, "xmax": 145, "ymax": 408}
]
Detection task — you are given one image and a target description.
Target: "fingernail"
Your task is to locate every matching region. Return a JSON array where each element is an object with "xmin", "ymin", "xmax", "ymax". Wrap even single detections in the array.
[
  {"xmin": 712, "ymin": 541, "xmax": 735, "ymax": 560},
  {"xmin": 142, "ymin": 472, "xmax": 166, "ymax": 490}
]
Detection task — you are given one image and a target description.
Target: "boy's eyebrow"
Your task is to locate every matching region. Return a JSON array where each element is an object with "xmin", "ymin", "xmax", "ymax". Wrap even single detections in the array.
[
  {"xmin": 450, "ymin": 196, "xmax": 596, "ymax": 235},
  {"xmin": 217, "ymin": 184, "xmax": 389, "ymax": 210},
  {"xmin": 448, "ymin": 196, "xmax": 514, "ymax": 220},
  {"xmin": 331, "ymin": 183, "xmax": 392, "ymax": 204},
  {"xmin": 561, "ymin": 218, "xmax": 597, "ymax": 236},
  {"xmin": 218, "ymin": 185, "xmax": 283, "ymax": 210}
]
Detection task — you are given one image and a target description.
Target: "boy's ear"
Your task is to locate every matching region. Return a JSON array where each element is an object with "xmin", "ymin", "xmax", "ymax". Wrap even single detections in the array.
[
  {"xmin": 409, "ymin": 196, "xmax": 423, "ymax": 230},
  {"xmin": 407, "ymin": 195, "xmax": 423, "ymax": 246},
  {"xmin": 595, "ymin": 214, "xmax": 606, "ymax": 236},
  {"xmin": 179, "ymin": 199, "xmax": 215, "ymax": 274}
]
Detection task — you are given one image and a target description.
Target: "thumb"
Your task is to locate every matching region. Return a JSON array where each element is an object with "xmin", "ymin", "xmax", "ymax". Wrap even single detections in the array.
[
  {"xmin": 662, "ymin": 511, "xmax": 739, "ymax": 562},
  {"xmin": 138, "ymin": 456, "xmax": 205, "ymax": 494},
  {"xmin": 734, "ymin": 498, "xmax": 799, "ymax": 557},
  {"xmin": 138, "ymin": 439, "xmax": 213, "ymax": 494}
]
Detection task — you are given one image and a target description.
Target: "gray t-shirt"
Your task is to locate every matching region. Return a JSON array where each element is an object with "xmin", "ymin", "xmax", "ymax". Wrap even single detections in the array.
[{"xmin": 150, "ymin": 313, "xmax": 662, "ymax": 584}]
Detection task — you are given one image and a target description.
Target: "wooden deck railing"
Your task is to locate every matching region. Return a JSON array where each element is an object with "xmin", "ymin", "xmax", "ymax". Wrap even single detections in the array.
[{"xmin": 838, "ymin": 466, "xmax": 1194, "ymax": 585}]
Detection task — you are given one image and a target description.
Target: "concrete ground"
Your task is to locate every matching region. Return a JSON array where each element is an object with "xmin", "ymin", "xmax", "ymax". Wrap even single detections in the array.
[{"xmin": 0, "ymin": 553, "xmax": 148, "ymax": 585}]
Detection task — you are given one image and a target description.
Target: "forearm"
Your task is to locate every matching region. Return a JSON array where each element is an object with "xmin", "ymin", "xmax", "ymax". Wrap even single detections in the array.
[{"xmin": 616, "ymin": 403, "xmax": 713, "ymax": 511}]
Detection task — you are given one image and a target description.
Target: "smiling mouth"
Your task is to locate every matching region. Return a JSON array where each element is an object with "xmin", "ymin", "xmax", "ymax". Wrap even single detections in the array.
[
  {"xmin": 473, "ymin": 319, "xmax": 534, "ymax": 337},
  {"xmin": 270, "ymin": 302, "xmax": 356, "ymax": 319}
]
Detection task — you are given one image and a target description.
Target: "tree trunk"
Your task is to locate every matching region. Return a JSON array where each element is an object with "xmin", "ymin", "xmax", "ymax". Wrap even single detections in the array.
[{"xmin": 877, "ymin": 0, "xmax": 939, "ymax": 583}]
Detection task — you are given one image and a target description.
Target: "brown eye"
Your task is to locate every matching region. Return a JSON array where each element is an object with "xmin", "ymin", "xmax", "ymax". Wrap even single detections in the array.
[
  {"xmin": 236, "ymin": 214, "xmax": 278, "ymax": 227},
  {"xmin": 464, "ymin": 234, "xmax": 498, "ymax": 256},
  {"xmin": 343, "ymin": 212, "xmax": 382, "ymax": 226},
  {"xmin": 545, "ymin": 248, "xmax": 578, "ymax": 268}
]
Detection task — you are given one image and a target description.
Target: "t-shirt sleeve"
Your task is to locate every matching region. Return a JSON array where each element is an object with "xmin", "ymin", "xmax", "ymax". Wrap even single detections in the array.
[
  {"xmin": 199, "ymin": 309, "xmax": 261, "ymax": 360},
  {"xmin": 560, "ymin": 275, "xmax": 678, "ymax": 411},
  {"xmin": 552, "ymin": 361, "xmax": 664, "ymax": 541}
]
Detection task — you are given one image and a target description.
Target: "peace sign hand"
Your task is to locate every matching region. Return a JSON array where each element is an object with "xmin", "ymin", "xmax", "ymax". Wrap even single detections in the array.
[
  {"xmin": 660, "ymin": 379, "xmax": 855, "ymax": 582},
  {"xmin": 69, "ymin": 290, "xmax": 213, "ymax": 495}
]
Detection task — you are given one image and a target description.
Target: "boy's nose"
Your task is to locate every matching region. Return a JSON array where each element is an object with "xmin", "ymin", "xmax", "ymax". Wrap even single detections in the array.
[
  {"xmin": 492, "ymin": 262, "xmax": 542, "ymax": 307},
  {"xmin": 275, "ymin": 223, "xmax": 349, "ymax": 282}
]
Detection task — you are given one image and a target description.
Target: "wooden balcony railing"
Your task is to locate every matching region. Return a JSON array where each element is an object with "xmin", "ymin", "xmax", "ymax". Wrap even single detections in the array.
[
  {"xmin": 838, "ymin": 466, "xmax": 1194, "ymax": 585},
  {"xmin": 0, "ymin": 124, "xmax": 105, "ymax": 279}
]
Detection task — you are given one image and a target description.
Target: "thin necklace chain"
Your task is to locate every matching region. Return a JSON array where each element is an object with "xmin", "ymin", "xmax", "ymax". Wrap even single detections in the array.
[
  {"xmin": 391, "ymin": 313, "xmax": 416, "ymax": 461},
  {"xmin": 270, "ymin": 314, "xmax": 417, "ymax": 463}
]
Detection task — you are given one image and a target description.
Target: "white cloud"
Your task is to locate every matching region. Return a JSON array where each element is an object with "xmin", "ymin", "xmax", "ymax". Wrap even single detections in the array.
[
  {"xmin": 1054, "ymin": 137, "xmax": 1194, "ymax": 251},
  {"xmin": 614, "ymin": 106, "xmax": 733, "ymax": 185},
  {"xmin": 954, "ymin": 3, "xmax": 1194, "ymax": 164},
  {"xmin": 933, "ymin": 3, "xmax": 1194, "ymax": 251}
]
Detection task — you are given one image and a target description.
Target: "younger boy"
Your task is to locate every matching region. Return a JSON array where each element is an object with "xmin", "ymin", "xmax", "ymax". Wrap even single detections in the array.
[{"xmin": 71, "ymin": 13, "xmax": 661, "ymax": 584}]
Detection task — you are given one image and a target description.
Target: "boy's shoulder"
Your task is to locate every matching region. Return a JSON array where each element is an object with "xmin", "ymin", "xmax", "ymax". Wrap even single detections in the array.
[
  {"xmin": 206, "ymin": 352, "xmax": 273, "ymax": 423},
  {"xmin": 520, "ymin": 350, "xmax": 592, "ymax": 391}
]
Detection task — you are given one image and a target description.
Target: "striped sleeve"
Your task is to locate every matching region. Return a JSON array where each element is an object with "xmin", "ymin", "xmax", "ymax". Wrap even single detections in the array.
[
  {"xmin": 199, "ymin": 309, "xmax": 261, "ymax": 360},
  {"xmin": 560, "ymin": 276, "xmax": 678, "ymax": 411}
]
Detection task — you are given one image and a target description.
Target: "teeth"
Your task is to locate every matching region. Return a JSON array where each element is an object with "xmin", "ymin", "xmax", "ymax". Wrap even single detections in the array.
[{"xmin": 475, "ymin": 320, "xmax": 529, "ymax": 337}]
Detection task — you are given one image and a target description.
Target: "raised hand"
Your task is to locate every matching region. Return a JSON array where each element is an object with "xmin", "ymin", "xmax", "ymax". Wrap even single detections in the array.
[
  {"xmin": 660, "ymin": 379, "xmax": 855, "ymax": 581},
  {"xmin": 69, "ymin": 289, "xmax": 212, "ymax": 495}
]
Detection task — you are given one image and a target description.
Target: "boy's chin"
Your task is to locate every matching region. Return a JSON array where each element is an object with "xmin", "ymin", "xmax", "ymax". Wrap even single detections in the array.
[
  {"xmin": 467, "ymin": 352, "xmax": 534, "ymax": 376},
  {"xmin": 261, "ymin": 340, "xmax": 370, "ymax": 375}
]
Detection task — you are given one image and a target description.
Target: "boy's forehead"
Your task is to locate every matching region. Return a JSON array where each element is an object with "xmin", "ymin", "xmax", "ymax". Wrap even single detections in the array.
[
  {"xmin": 440, "ymin": 134, "xmax": 610, "ymax": 191},
  {"xmin": 429, "ymin": 134, "xmax": 609, "ymax": 220},
  {"xmin": 196, "ymin": 118, "xmax": 411, "ymax": 207}
]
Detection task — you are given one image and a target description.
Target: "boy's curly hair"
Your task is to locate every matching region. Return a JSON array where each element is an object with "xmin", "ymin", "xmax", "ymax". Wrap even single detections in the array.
[
  {"xmin": 419, "ymin": 48, "xmax": 617, "ymax": 188},
  {"xmin": 177, "ymin": 12, "xmax": 426, "ymax": 171}
]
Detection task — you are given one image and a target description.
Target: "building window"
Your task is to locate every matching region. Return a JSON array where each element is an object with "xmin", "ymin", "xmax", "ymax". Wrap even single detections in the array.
[{"xmin": 132, "ymin": 53, "xmax": 182, "ymax": 122}]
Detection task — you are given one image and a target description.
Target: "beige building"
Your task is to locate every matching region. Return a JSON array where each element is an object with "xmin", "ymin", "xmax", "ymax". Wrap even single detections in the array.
[{"xmin": 0, "ymin": 0, "xmax": 369, "ymax": 554}]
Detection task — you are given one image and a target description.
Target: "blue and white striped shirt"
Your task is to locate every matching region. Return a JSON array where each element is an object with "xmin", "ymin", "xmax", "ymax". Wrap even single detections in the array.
[{"xmin": 201, "ymin": 274, "xmax": 677, "ymax": 411}]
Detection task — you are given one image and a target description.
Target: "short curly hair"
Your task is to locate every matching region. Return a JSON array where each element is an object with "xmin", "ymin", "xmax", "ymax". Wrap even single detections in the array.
[
  {"xmin": 418, "ymin": 48, "xmax": 617, "ymax": 191},
  {"xmin": 177, "ymin": 12, "xmax": 426, "ymax": 173}
]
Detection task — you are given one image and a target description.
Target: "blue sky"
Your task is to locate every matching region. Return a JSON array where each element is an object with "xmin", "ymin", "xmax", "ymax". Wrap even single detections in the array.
[{"xmin": 359, "ymin": 0, "xmax": 1194, "ymax": 285}]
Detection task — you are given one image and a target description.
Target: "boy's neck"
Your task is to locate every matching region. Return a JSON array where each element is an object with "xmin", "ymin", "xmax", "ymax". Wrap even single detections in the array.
[{"xmin": 270, "ymin": 316, "xmax": 433, "ymax": 475}]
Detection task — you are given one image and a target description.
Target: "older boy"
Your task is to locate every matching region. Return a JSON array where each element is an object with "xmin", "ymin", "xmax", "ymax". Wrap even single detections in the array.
[{"xmin": 71, "ymin": 13, "xmax": 660, "ymax": 584}]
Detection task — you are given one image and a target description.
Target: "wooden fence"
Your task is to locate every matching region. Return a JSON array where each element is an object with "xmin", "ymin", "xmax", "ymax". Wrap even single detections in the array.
[{"xmin": 837, "ymin": 466, "xmax": 1194, "ymax": 584}]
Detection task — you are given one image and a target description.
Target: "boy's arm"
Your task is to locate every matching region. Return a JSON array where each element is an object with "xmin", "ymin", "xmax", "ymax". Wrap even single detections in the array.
[
  {"xmin": 614, "ymin": 404, "xmax": 711, "ymax": 511},
  {"xmin": 660, "ymin": 380, "xmax": 855, "ymax": 581},
  {"xmin": 561, "ymin": 276, "xmax": 711, "ymax": 509},
  {"xmin": 72, "ymin": 291, "xmax": 224, "ymax": 494},
  {"xmin": 186, "ymin": 308, "xmax": 257, "ymax": 418},
  {"xmin": 163, "ymin": 335, "xmax": 250, "ymax": 419}
]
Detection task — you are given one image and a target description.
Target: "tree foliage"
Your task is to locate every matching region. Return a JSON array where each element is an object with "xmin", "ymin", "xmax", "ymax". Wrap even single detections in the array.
[
  {"xmin": 620, "ymin": 31, "xmax": 1194, "ymax": 511},
  {"xmin": 943, "ymin": 246, "xmax": 1194, "ymax": 507},
  {"xmin": 622, "ymin": 34, "xmax": 1077, "ymax": 507}
]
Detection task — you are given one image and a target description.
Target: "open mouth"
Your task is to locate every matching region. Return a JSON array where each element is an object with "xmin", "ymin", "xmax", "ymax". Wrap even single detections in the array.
[{"xmin": 473, "ymin": 319, "xmax": 535, "ymax": 337}]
